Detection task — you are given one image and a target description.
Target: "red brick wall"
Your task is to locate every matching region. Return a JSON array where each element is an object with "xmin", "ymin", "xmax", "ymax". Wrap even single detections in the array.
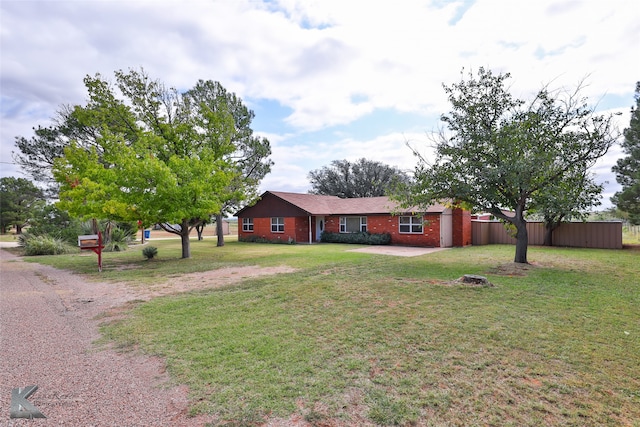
[
  {"xmin": 325, "ymin": 216, "xmax": 340, "ymax": 233},
  {"xmin": 452, "ymin": 208, "xmax": 472, "ymax": 246},
  {"xmin": 238, "ymin": 216, "xmax": 314, "ymax": 243},
  {"xmin": 325, "ymin": 214, "xmax": 442, "ymax": 247},
  {"xmin": 239, "ymin": 210, "xmax": 472, "ymax": 247},
  {"xmin": 239, "ymin": 217, "xmax": 295, "ymax": 243},
  {"xmin": 293, "ymin": 216, "xmax": 311, "ymax": 243}
]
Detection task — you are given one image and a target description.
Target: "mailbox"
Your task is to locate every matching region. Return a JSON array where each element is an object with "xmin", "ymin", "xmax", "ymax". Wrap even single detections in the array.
[
  {"xmin": 78, "ymin": 234, "xmax": 100, "ymax": 248},
  {"xmin": 78, "ymin": 232, "xmax": 104, "ymax": 272}
]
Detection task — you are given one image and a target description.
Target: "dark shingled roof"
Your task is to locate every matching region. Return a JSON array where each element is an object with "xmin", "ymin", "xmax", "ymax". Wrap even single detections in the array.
[{"xmin": 265, "ymin": 191, "xmax": 449, "ymax": 215}]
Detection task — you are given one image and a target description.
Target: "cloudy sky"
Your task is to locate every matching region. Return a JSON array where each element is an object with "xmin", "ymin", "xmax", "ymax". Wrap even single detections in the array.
[{"xmin": 1, "ymin": 0, "xmax": 637, "ymax": 208}]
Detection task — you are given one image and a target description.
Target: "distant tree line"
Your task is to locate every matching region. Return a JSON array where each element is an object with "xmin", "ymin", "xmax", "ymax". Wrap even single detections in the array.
[{"xmin": 308, "ymin": 158, "xmax": 410, "ymax": 198}]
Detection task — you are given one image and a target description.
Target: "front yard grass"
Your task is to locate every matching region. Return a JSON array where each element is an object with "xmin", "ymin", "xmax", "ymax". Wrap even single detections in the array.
[
  {"xmin": 23, "ymin": 242, "xmax": 640, "ymax": 426},
  {"xmin": 0, "ymin": 232, "xmax": 18, "ymax": 242}
]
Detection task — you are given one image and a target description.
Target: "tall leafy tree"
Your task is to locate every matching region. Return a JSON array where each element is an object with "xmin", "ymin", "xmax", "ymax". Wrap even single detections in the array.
[
  {"xmin": 52, "ymin": 69, "xmax": 260, "ymax": 258},
  {"xmin": 14, "ymin": 74, "xmax": 272, "ymax": 246},
  {"xmin": 395, "ymin": 68, "xmax": 618, "ymax": 263},
  {"xmin": 308, "ymin": 158, "xmax": 410, "ymax": 198},
  {"xmin": 184, "ymin": 80, "xmax": 273, "ymax": 246},
  {"xmin": 12, "ymin": 105, "xmax": 99, "ymax": 199},
  {"xmin": 612, "ymin": 81, "xmax": 640, "ymax": 224},
  {"xmin": 0, "ymin": 177, "xmax": 44, "ymax": 234},
  {"xmin": 13, "ymin": 72, "xmax": 146, "ymax": 199}
]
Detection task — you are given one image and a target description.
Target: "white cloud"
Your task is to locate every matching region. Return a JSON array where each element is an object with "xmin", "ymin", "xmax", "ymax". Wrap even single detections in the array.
[{"xmin": 1, "ymin": 0, "xmax": 637, "ymax": 210}]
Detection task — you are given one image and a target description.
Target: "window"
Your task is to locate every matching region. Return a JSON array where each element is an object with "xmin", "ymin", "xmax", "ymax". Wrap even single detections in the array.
[
  {"xmin": 242, "ymin": 218, "xmax": 254, "ymax": 232},
  {"xmin": 340, "ymin": 216, "xmax": 367, "ymax": 233},
  {"xmin": 271, "ymin": 217, "xmax": 285, "ymax": 233},
  {"xmin": 399, "ymin": 216, "xmax": 423, "ymax": 233}
]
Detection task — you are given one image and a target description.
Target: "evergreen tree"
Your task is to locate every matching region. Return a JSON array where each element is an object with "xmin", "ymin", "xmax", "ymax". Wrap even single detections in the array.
[
  {"xmin": 0, "ymin": 177, "xmax": 44, "ymax": 234},
  {"xmin": 612, "ymin": 82, "xmax": 640, "ymax": 224}
]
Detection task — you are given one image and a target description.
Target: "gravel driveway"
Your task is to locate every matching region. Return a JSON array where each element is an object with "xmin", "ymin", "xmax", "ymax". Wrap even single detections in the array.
[{"xmin": 0, "ymin": 248, "xmax": 216, "ymax": 426}]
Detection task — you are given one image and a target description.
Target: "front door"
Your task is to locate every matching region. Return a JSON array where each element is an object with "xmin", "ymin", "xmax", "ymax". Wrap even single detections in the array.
[{"xmin": 315, "ymin": 216, "xmax": 325, "ymax": 242}]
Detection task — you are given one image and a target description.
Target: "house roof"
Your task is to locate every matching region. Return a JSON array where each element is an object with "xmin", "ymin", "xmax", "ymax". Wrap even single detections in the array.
[
  {"xmin": 267, "ymin": 191, "xmax": 339, "ymax": 215},
  {"xmin": 237, "ymin": 191, "xmax": 450, "ymax": 216}
]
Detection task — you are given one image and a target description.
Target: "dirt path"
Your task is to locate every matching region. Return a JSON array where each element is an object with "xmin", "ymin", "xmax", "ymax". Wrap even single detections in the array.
[{"xmin": 0, "ymin": 249, "xmax": 292, "ymax": 426}]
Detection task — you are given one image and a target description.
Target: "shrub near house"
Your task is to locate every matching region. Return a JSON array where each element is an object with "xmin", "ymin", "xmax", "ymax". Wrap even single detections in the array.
[{"xmin": 236, "ymin": 191, "xmax": 472, "ymax": 247}]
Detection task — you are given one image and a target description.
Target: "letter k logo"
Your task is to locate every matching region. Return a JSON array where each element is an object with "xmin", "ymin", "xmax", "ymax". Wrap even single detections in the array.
[{"xmin": 10, "ymin": 385, "xmax": 46, "ymax": 419}]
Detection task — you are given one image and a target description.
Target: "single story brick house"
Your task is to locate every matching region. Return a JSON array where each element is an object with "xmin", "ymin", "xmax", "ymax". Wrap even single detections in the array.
[{"xmin": 235, "ymin": 191, "xmax": 472, "ymax": 247}]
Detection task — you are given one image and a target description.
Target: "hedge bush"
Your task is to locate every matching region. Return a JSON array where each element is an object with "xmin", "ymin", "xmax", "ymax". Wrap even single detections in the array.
[
  {"xmin": 239, "ymin": 235, "xmax": 296, "ymax": 244},
  {"xmin": 18, "ymin": 233, "xmax": 76, "ymax": 256},
  {"xmin": 320, "ymin": 231, "xmax": 391, "ymax": 245}
]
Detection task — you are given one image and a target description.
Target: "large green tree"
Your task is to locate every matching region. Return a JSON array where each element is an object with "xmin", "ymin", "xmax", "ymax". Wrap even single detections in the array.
[
  {"xmin": 308, "ymin": 158, "xmax": 410, "ymax": 198},
  {"xmin": 396, "ymin": 68, "xmax": 618, "ymax": 263},
  {"xmin": 12, "ymin": 105, "xmax": 99, "ymax": 199},
  {"xmin": 0, "ymin": 177, "xmax": 44, "ymax": 234},
  {"xmin": 52, "ymin": 69, "xmax": 268, "ymax": 258},
  {"xmin": 611, "ymin": 81, "xmax": 640, "ymax": 224},
  {"xmin": 184, "ymin": 80, "xmax": 273, "ymax": 246}
]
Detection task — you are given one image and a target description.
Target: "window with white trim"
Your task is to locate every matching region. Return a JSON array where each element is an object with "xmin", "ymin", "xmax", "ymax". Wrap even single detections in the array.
[
  {"xmin": 242, "ymin": 218, "xmax": 254, "ymax": 232},
  {"xmin": 399, "ymin": 216, "xmax": 423, "ymax": 233},
  {"xmin": 340, "ymin": 216, "xmax": 367, "ymax": 233},
  {"xmin": 271, "ymin": 217, "xmax": 285, "ymax": 232}
]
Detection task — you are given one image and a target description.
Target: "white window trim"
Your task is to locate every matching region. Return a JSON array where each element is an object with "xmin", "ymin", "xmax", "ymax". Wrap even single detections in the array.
[
  {"xmin": 399, "ymin": 215, "xmax": 423, "ymax": 234},
  {"xmin": 340, "ymin": 216, "xmax": 367, "ymax": 233},
  {"xmin": 271, "ymin": 217, "xmax": 285, "ymax": 233},
  {"xmin": 242, "ymin": 217, "xmax": 254, "ymax": 232}
]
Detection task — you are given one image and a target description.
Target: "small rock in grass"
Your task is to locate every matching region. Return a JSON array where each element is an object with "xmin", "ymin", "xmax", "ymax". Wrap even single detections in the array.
[{"xmin": 458, "ymin": 274, "xmax": 493, "ymax": 287}]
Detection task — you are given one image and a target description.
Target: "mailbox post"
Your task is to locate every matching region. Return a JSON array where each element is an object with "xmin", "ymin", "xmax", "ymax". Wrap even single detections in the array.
[{"xmin": 78, "ymin": 232, "xmax": 105, "ymax": 272}]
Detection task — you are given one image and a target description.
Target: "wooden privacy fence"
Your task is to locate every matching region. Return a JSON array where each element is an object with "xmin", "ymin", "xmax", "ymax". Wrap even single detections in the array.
[{"xmin": 471, "ymin": 221, "xmax": 623, "ymax": 249}]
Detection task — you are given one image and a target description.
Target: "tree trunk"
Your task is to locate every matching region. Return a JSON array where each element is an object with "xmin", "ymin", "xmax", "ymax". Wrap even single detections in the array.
[
  {"xmin": 514, "ymin": 225, "xmax": 528, "ymax": 264},
  {"xmin": 543, "ymin": 218, "xmax": 562, "ymax": 246},
  {"xmin": 138, "ymin": 221, "xmax": 145, "ymax": 244},
  {"xmin": 179, "ymin": 219, "xmax": 191, "ymax": 259},
  {"xmin": 543, "ymin": 225, "xmax": 554, "ymax": 246},
  {"xmin": 215, "ymin": 213, "xmax": 225, "ymax": 247},
  {"xmin": 16, "ymin": 224, "xmax": 22, "ymax": 234},
  {"xmin": 513, "ymin": 209, "xmax": 528, "ymax": 264},
  {"xmin": 104, "ymin": 220, "xmax": 113, "ymax": 244},
  {"xmin": 196, "ymin": 223, "xmax": 205, "ymax": 241}
]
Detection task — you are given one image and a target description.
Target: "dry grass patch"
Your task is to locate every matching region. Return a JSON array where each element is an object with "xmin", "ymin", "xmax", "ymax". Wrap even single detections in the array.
[
  {"xmin": 487, "ymin": 261, "xmax": 541, "ymax": 276},
  {"xmin": 138, "ymin": 265, "xmax": 297, "ymax": 298}
]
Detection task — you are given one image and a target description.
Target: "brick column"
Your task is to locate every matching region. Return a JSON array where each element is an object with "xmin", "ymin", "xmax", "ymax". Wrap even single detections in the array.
[{"xmin": 452, "ymin": 208, "xmax": 472, "ymax": 246}]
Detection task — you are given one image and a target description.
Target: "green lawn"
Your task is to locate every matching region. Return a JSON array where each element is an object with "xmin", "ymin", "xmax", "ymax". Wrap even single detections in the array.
[{"xmin": 21, "ymin": 241, "xmax": 640, "ymax": 426}]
